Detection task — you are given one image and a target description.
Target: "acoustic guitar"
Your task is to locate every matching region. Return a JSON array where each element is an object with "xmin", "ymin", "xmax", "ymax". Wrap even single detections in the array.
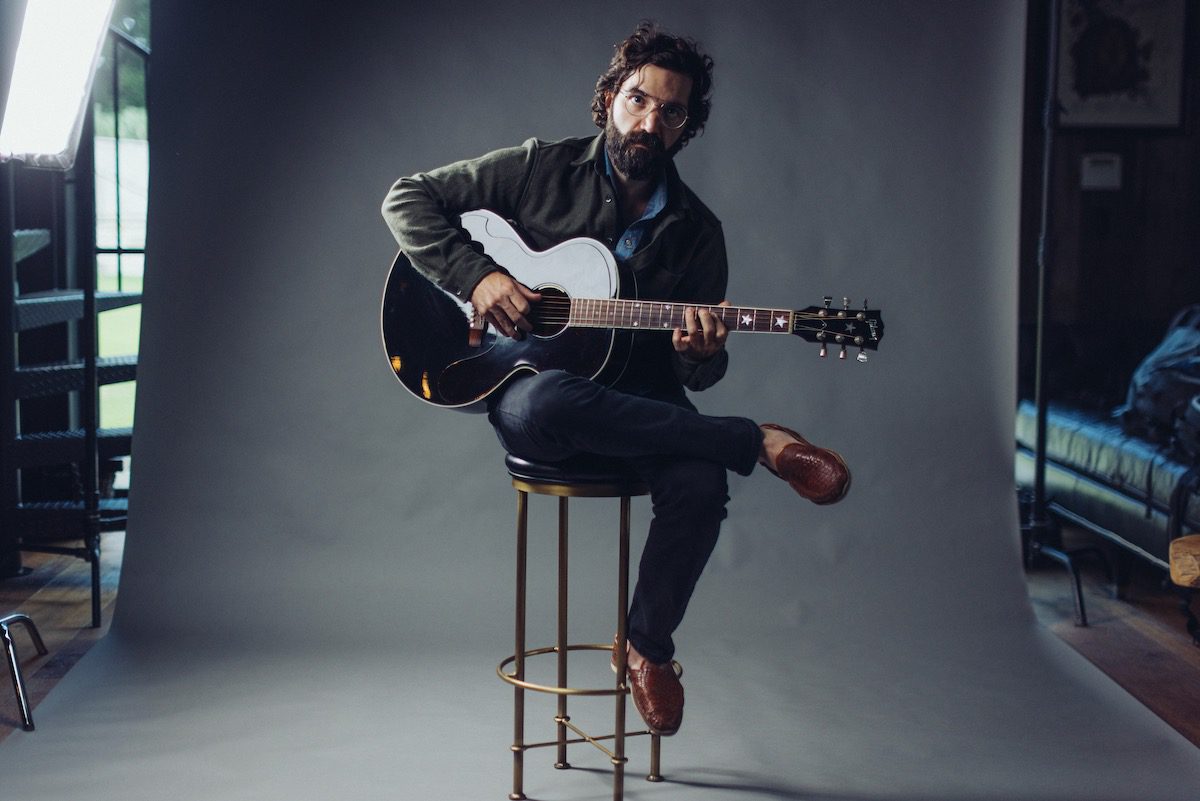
[{"xmin": 381, "ymin": 209, "xmax": 884, "ymax": 411}]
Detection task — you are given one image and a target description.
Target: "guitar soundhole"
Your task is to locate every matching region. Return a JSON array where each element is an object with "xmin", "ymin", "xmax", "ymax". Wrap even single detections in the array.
[{"xmin": 530, "ymin": 286, "xmax": 570, "ymax": 338}]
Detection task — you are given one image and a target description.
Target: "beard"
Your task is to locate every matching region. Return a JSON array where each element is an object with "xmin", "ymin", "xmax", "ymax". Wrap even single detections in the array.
[{"xmin": 605, "ymin": 119, "xmax": 671, "ymax": 181}]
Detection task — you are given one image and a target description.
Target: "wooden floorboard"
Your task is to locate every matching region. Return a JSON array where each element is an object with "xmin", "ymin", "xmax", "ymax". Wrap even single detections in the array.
[
  {"xmin": 0, "ymin": 531, "xmax": 122, "ymax": 742},
  {"xmin": 1027, "ymin": 526, "xmax": 1200, "ymax": 749},
  {"xmin": 2, "ymin": 525, "xmax": 1198, "ymax": 752}
]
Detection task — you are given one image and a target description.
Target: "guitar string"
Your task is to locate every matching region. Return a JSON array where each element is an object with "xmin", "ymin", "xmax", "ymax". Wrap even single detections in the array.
[
  {"xmin": 524, "ymin": 298, "xmax": 873, "ymax": 333},
  {"xmin": 535, "ymin": 299, "xmax": 867, "ymax": 316}
]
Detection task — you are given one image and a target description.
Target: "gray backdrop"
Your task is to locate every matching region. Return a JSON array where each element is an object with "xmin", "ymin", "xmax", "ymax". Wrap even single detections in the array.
[{"xmin": 3, "ymin": 1, "xmax": 1200, "ymax": 799}]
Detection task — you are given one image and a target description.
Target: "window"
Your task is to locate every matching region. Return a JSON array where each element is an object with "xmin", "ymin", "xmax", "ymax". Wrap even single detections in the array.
[{"xmin": 93, "ymin": 0, "xmax": 148, "ymax": 431}]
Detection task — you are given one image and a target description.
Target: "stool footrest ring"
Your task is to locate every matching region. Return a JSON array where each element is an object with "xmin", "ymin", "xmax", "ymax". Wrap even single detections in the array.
[{"xmin": 498, "ymin": 643, "xmax": 628, "ymax": 696}]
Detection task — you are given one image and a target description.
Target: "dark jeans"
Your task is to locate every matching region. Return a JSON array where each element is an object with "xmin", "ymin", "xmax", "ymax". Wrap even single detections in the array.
[{"xmin": 487, "ymin": 370, "xmax": 762, "ymax": 663}]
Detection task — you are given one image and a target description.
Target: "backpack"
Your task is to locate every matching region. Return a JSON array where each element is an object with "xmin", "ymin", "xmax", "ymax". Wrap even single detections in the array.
[
  {"xmin": 1176, "ymin": 394, "xmax": 1200, "ymax": 462},
  {"xmin": 1118, "ymin": 305, "xmax": 1200, "ymax": 446}
]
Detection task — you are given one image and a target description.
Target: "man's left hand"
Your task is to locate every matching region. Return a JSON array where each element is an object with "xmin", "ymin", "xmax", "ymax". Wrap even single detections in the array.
[{"xmin": 672, "ymin": 301, "xmax": 730, "ymax": 361}]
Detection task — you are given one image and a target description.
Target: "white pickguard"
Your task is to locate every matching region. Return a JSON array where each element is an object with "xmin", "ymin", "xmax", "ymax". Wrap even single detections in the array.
[{"xmin": 459, "ymin": 209, "xmax": 619, "ymax": 306}]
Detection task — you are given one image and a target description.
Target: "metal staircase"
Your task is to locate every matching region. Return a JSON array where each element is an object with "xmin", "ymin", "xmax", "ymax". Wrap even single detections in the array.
[{"xmin": 2, "ymin": 130, "xmax": 141, "ymax": 627}]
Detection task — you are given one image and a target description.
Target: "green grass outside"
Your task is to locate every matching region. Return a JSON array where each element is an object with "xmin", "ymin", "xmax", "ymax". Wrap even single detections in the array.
[{"xmin": 97, "ymin": 272, "xmax": 142, "ymax": 429}]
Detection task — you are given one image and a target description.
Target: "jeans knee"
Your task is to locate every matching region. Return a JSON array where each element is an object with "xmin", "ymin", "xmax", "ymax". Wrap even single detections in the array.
[
  {"xmin": 514, "ymin": 370, "xmax": 594, "ymax": 430},
  {"xmin": 488, "ymin": 371, "xmax": 593, "ymax": 458}
]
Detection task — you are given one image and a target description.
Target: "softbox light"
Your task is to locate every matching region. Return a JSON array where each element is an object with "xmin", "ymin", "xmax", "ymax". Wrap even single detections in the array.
[{"xmin": 0, "ymin": 0, "xmax": 116, "ymax": 170}]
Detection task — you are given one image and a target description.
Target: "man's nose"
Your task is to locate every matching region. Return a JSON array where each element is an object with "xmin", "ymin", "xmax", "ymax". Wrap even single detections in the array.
[{"xmin": 636, "ymin": 109, "xmax": 663, "ymax": 134}]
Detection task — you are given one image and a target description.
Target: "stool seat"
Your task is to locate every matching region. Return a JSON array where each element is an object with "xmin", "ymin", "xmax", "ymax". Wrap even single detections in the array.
[{"xmin": 505, "ymin": 454, "xmax": 648, "ymax": 494}]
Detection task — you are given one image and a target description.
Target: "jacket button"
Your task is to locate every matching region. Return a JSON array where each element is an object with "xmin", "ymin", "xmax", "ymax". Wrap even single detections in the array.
[{"xmin": 604, "ymin": 196, "xmax": 612, "ymax": 203}]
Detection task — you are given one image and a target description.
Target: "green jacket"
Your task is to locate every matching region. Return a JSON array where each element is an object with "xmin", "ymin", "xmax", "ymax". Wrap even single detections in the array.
[{"xmin": 382, "ymin": 134, "xmax": 729, "ymax": 393}]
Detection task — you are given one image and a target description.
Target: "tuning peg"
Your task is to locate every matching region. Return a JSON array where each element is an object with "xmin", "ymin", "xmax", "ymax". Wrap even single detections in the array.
[
  {"xmin": 839, "ymin": 344, "xmax": 847, "ymax": 360},
  {"xmin": 857, "ymin": 348, "xmax": 868, "ymax": 363},
  {"xmin": 819, "ymin": 343, "xmax": 827, "ymax": 358}
]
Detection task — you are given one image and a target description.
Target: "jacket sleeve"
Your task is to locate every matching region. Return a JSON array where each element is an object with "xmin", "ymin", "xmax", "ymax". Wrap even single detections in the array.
[
  {"xmin": 381, "ymin": 140, "xmax": 538, "ymax": 301},
  {"xmin": 671, "ymin": 221, "xmax": 730, "ymax": 392}
]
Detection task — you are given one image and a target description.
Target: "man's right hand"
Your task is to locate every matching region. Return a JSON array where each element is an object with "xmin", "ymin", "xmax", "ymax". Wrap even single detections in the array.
[{"xmin": 470, "ymin": 271, "xmax": 541, "ymax": 339}]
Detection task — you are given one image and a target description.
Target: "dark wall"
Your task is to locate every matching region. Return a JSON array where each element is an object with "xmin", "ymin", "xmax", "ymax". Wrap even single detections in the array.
[{"xmin": 1020, "ymin": 0, "xmax": 1200, "ymax": 405}]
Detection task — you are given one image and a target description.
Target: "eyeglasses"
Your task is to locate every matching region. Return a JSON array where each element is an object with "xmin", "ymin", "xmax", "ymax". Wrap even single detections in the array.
[{"xmin": 619, "ymin": 90, "xmax": 689, "ymax": 130}]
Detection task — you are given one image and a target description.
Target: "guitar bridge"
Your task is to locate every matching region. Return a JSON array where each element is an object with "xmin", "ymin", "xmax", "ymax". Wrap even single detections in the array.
[{"xmin": 468, "ymin": 310, "xmax": 486, "ymax": 348}]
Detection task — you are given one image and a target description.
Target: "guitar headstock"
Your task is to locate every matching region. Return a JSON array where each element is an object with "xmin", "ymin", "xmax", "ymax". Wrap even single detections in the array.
[{"xmin": 792, "ymin": 297, "xmax": 884, "ymax": 362}]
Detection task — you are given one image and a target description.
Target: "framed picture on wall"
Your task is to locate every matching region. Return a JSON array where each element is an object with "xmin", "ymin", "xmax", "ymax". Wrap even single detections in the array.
[{"xmin": 1057, "ymin": 0, "xmax": 1186, "ymax": 128}]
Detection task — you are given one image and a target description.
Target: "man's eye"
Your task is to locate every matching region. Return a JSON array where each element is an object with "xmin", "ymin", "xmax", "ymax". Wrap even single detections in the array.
[
  {"xmin": 663, "ymin": 106, "xmax": 685, "ymax": 122},
  {"xmin": 628, "ymin": 93, "xmax": 646, "ymax": 105}
]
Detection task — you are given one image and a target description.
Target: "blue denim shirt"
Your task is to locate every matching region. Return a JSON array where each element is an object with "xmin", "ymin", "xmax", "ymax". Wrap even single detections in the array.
[{"xmin": 604, "ymin": 151, "xmax": 668, "ymax": 264}]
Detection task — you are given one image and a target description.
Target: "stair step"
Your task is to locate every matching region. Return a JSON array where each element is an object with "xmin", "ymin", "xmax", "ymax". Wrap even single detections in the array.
[
  {"xmin": 12, "ymin": 428, "xmax": 133, "ymax": 468},
  {"xmin": 13, "ymin": 229, "xmax": 52, "ymax": 263},
  {"xmin": 14, "ymin": 498, "xmax": 129, "ymax": 540},
  {"xmin": 14, "ymin": 290, "xmax": 142, "ymax": 331},
  {"xmin": 14, "ymin": 355, "xmax": 138, "ymax": 398}
]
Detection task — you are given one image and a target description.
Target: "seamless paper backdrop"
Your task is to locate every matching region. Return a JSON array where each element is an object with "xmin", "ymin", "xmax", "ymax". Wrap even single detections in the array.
[{"xmin": 2, "ymin": 2, "xmax": 1200, "ymax": 800}]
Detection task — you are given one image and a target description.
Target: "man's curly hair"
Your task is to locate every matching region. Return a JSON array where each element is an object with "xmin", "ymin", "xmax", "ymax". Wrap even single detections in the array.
[{"xmin": 591, "ymin": 21, "xmax": 714, "ymax": 150}]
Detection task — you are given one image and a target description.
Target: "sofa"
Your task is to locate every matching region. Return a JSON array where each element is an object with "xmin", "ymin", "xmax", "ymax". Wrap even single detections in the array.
[{"xmin": 1014, "ymin": 399, "xmax": 1200, "ymax": 576}]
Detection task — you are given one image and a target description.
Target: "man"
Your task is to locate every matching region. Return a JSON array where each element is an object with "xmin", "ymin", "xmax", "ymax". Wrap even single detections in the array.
[{"xmin": 382, "ymin": 22, "xmax": 849, "ymax": 737}]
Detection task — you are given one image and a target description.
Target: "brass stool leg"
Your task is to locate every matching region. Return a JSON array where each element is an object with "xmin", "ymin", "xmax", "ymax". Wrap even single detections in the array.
[
  {"xmin": 555, "ymin": 496, "xmax": 571, "ymax": 770},
  {"xmin": 510, "ymin": 490, "xmax": 529, "ymax": 801},
  {"xmin": 648, "ymin": 734, "xmax": 663, "ymax": 782},
  {"xmin": 612, "ymin": 494, "xmax": 631, "ymax": 801},
  {"xmin": 1, "ymin": 613, "xmax": 48, "ymax": 732}
]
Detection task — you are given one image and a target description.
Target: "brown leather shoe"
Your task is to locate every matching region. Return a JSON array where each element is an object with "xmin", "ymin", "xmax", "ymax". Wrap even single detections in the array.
[
  {"xmin": 627, "ymin": 659, "xmax": 684, "ymax": 736},
  {"xmin": 760, "ymin": 423, "xmax": 850, "ymax": 504}
]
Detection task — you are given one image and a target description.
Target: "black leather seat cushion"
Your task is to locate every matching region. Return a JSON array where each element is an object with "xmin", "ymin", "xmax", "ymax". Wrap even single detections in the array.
[{"xmin": 505, "ymin": 453, "xmax": 643, "ymax": 486}]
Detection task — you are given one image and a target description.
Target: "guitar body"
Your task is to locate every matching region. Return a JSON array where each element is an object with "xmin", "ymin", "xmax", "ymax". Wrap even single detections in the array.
[{"xmin": 380, "ymin": 210, "xmax": 632, "ymax": 410}]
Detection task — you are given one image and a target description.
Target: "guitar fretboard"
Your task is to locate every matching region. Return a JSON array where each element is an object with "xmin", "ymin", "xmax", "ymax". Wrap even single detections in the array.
[{"xmin": 563, "ymin": 298, "xmax": 797, "ymax": 334}]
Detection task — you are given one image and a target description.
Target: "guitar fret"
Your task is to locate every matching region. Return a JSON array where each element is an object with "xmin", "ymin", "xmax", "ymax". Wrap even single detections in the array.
[{"xmin": 567, "ymin": 299, "xmax": 796, "ymax": 334}]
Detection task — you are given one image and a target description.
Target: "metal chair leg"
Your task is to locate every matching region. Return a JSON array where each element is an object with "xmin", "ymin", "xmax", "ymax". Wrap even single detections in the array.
[
  {"xmin": 1, "ymin": 613, "xmax": 48, "ymax": 732},
  {"xmin": 88, "ymin": 533, "xmax": 102, "ymax": 628}
]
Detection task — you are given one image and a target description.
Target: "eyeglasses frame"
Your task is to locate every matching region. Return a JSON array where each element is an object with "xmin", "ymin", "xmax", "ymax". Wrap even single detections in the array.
[{"xmin": 618, "ymin": 90, "xmax": 689, "ymax": 130}]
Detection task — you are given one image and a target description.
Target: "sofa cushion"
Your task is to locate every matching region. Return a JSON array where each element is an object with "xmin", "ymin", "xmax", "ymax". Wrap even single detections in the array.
[{"xmin": 1016, "ymin": 400, "xmax": 1200, "ymax": 537}]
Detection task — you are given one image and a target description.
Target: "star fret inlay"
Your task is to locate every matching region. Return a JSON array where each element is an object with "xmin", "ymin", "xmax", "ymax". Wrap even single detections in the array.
[{"xmin": 740, "ymin": 314, "xmax": 753, "ymax": 327}]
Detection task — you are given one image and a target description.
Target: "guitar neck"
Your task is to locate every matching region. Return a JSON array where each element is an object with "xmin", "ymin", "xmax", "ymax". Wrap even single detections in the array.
[{"xmin": 568, "ymin": 298, "xmax": 797, "ymax": 334}]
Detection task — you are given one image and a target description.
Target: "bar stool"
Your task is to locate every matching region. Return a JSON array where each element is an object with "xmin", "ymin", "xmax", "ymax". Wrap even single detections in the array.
[
  {"xmin": 2, "ymin": 612, "xmax": 48, "ymax": 732},
  {"xmin": 497, "ymin": 453, "xmax": 678, "ymax": 801}
]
